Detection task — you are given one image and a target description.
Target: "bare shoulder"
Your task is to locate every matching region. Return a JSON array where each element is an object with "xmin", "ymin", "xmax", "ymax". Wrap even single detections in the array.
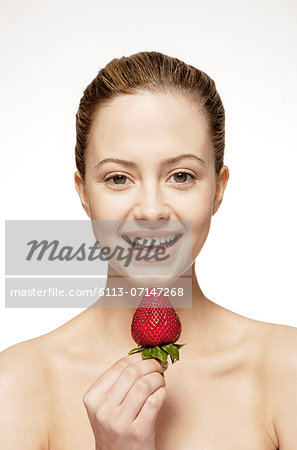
[
  {"xmin": 0, "ymin": 309, "xmax": 90, "ymax": 448},
  {"xmin": 252, "ymin": 318, "xmax": 297, "ymax": 375},
  {"xmin": 262, "ymin": 320, "xmax": 297, "ymax": 354},
  {"xmin": 213, "ymin": 301, "xmax": 297, "ymax": 353},
  {"xmin": 245, "ymin": 317, "xmax": 297, "ymax": 377},
  {"xmin": 0, "ymin": 337, "xmax": 52, "ymax": 450},
  {"xmin": 216, "ymin": 306, "xmax": 297, "ymax": 448},
  {"xmin": 222, "ymin": 306, "xmax": 297, "ymax": 370},
  {"xmin": 234, "ymin": 315, "xmax": 297, "ymax": 449},
  {"xmin": 0, "ymin": 331, "xmax": 56, "ymax": 365},
  {"xmin": 259, "ymin": 321, "xmax": 297, "ymax": 449},
  {"xmin": 0, "ymin": 309, "xmax": 97, "ymax": 449}
]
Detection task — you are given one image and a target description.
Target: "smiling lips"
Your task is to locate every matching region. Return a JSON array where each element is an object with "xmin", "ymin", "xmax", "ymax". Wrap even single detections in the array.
[{"xmin": 121, "ymin": 233, "xmax": 183, "ymax": 249}]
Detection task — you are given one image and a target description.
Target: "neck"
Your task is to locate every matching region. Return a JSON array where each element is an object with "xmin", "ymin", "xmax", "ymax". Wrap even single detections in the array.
[{"xmin": 87, "ymin": 262, "xmax": 215, "ymax": 351}]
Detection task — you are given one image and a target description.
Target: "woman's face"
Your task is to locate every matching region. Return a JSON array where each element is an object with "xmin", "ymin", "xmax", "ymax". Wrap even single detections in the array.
[{"xmin": 75, "ymin": 91, "xmax": 229, "ymax": 279}]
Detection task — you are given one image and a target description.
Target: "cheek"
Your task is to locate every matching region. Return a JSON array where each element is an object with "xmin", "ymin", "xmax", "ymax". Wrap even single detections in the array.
[
  {"xmin": 169, "ymin": 186, "xmax": 214, "ymax": 261},
  {"xmin": 86, "ymin": 183, "xmax": 125, "ymax": 220},
  {"xmin": 189, "ymin": 211, "xmax": 212, "ymax": 261},
  {"xmin": 89, "ymin": 199, "xmax": 118, "ymax": 220},
  {"xmin": 186, "ymin": 189, "xmax": 215, "ymax": 257}
]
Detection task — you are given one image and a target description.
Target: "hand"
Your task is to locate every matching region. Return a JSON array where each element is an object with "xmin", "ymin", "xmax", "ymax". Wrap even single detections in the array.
[{"xmin": 83, "ymin": 352, "xmax": 168, "ymax": 450}]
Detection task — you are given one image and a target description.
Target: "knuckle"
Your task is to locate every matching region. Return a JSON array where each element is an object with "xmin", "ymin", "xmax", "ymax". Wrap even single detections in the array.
[
  {"xmin": 114, "ymin": 357, "xmax": 129, "ymax": 371},
  {"xmin": 82, "ymin": 391, "xmax": 92, "ymax": 408},
  {"xmin": 108, "ymin": 420, "xmax": 120, "ymax": 435},
  {"xmin": 155, "ymin": 371, "xmax": 165, "ymax": 383},
  {"xmin": 124, "ymin": 365, "xmax": 139, "ymax": 379},
  {"xmin": 111, "ymin": 418, "xmax": 128, "ymax": 437},
  {"xmin": 94, "ymin": 409, "xmax": 104, "ymax": 423},
  {"xmin": 153, "ymin": 359, "xmax": 164, "ymax": 369},
  {"xmin": 94, "ymin": 401, "xmax": 112, "ymax": 424},
  {"xmin": 135, "ymin": 376, "xmax": 150, "ymax": 393},
  {"xmin": 147, "ymin": 393, "xmax": 159, "ymax": 406},
  {"xmin": 152, "ymin": 358, "xmax": 164, "ymax": 371},
  {"xmin": 147, "ymin": 387, "xmax": 166, "ymax": 406},
  {"xmin": 159, "ymin": 386, "xmax": 167, "ymax": 400},
  {"xmin": 151, "ymin": 371, "xmax": 165, "ymax": 387},
  {"xmin": 132, "ymin": 426, "xmax": 150, "ymax": 443},
  {"xmin": 100, "ymin": 414, "xmax": 129, "ymax": 438}
]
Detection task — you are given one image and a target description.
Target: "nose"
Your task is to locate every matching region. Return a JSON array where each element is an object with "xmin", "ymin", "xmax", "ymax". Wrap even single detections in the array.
[{"xmin": 132, "ymin": 182, "xmax": 171, "ymax": 222}]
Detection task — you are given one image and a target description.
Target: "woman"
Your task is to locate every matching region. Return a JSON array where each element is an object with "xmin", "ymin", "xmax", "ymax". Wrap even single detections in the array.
[{"xmin": 1, "ymin": 51, "xmax": 296, "ymax": 449}]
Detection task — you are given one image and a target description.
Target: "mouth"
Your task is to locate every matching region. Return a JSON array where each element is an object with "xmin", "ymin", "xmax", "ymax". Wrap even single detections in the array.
[{"xmin": 121, "ymin": 233, "xmax": 183, "ymax": 250}]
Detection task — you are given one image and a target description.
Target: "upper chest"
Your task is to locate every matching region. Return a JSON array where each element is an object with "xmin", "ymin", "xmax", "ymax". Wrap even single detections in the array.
[
  {"xmin": 48, "ymin": 352, "xmax": 277, "ymax": 450},
  {"xmin": 155, "ymin": 360, "xmax": 275, "ymax": 449}
]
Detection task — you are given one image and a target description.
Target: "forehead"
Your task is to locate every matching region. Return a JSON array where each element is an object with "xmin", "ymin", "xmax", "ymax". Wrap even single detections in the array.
[{"xmin": 87, "ymin": 91, "xmax": 211, "ymax": 161}]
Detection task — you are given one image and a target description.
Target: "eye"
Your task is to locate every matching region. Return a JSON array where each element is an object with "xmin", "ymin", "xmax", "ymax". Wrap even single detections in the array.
[
  {"xmin": 168, "ymin": 170, "xmax": 197, "ymax": 185},
  {"xmin": 103, "ymin": 173, "xmax": 132, "ymax": 187},
  {"xmin": 102, "ymin": 170, "xmax": 197, "ymax": 189}
]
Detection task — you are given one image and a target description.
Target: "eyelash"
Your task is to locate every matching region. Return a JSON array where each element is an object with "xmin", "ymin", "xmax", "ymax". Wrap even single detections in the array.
[{"xmin": 103, "ymin": 170, "xmax": 198, "ymax": 188}]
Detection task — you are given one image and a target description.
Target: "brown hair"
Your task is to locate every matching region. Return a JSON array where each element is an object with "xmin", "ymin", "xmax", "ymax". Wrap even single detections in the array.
[{"xmin": 75, "ymin": 51, "xmax": 225, "ymax": 179}]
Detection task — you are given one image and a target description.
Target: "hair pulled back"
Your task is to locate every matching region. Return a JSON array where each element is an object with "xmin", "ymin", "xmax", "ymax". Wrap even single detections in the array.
[{"xmin": 75, "ymin": 51, "xmax": 225, "ymax": 179}]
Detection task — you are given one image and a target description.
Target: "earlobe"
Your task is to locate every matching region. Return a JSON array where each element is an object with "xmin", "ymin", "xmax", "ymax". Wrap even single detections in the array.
[
  {"xmin": 212, "ymin": 165, "xmax": 229, "ymax": 216},
  {"xmin": 212, "ymin": 194, "xmax": 222, "ymax": 216},
  {"xmin": 74, "ymin": 171, "xmax": 91, "ymax": 218}
]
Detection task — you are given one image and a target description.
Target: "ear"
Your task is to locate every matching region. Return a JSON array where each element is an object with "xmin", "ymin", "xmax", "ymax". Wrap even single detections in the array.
[
  {"xmin": 212, "ymin": 165, "xmax": 229, "ymax": 215},
  {"xmin": 74, "ymin": 171, "xmax": 91, "ymax": 218}
]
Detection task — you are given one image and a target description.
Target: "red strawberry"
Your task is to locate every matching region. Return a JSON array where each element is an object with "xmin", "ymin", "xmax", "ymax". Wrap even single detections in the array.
[
  {"xmin": 128, "ymin": 287, "xmax": 186, "ymax": 366},
  {"xmin": 131, "ymin": 288, "xmax": 181, "ymax": 346}
]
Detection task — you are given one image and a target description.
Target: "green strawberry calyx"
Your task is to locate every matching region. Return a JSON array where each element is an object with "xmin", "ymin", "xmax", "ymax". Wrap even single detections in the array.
[{"xmin": 128, "ymin": 342, "xmax": 187, "ymax": 366}]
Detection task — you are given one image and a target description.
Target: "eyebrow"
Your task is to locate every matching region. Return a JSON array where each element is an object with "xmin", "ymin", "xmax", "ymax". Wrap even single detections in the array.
[{"xmin": 94, "ymin": 153, "xmax": 206, "ymax": 170}]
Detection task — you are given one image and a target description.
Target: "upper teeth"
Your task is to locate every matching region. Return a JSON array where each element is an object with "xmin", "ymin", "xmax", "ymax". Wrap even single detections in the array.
[{"xmin": 128, "ymin": 235, "xmax": 178, "ymax": 246}]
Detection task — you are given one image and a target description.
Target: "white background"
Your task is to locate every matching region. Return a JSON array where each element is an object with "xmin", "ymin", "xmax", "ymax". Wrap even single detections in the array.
[{"xmin": 1, "ymin": 0, "xmax": 296, "ymax": 351}]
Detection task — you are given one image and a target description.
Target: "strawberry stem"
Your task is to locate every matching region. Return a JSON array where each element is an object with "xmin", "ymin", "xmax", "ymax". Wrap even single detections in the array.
[{"xmin": 128, "ymin": 342, "xmax": 187, "ymax": 366}]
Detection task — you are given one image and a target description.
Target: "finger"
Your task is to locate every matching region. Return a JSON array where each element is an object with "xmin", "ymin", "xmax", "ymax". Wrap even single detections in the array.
[
  {"xmin": 132, "ymin": 386, "xmax": 167, "ymax": 428},
  {"xmin": 105, "ymin": 357, "xmax": 166, "ymax": 406},
  {"xmin": 118, "ymin": 371, "xmax": 166, "ymax": 423},
  {"xmin": 84, "ymin": 352, "xmax": 143, "ymax": 399}
]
